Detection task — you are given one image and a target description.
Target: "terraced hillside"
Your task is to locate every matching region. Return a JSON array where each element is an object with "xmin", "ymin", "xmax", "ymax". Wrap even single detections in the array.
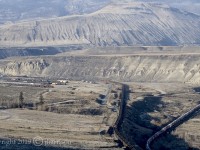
[{"xmin": 0, "ymin": 2, "xmax": 200, "ymax": 47}]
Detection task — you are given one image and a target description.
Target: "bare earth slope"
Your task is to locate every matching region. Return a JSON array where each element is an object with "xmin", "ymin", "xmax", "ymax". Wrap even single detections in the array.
[
  {"xmin": 2, "ymin": 51, "xmax": 200, "ymax": 84},
  {"xmin": 137, "ymin": 0, "xmax": 200, "ymax": 15},
  {"xmin": 0, "ymin": 2, "xmax": 200, "ymax": 47}
]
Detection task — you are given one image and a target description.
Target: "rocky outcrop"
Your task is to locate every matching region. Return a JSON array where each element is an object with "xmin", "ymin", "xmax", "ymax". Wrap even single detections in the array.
[{"xmin": 0, "ymin": 59, "xmax": 49, "ymax": 76}]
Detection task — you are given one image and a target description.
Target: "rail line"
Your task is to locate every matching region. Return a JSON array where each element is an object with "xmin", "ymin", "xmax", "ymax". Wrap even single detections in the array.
[
  {"xmin": 110, "ymin": 81, "xmax": 200, "ymax": 150},
  {"xmin": 111, "ymin": 82, "xmax": 136, "ymax": 149},
  {"xmin": 146, "ymin": 103, "xmax": 200, "ymax": 150}
]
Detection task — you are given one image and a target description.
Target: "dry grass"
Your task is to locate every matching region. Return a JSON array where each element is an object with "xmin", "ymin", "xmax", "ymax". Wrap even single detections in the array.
[
  {"xmin": 121, "ymin": 82, "xmax": 200, "ymax": 149},
  {"xmin": 0, "ymin": 81, "xmax": 120, "ymax": 149},
  {"xmin": 0, "ymin": 109, "xmax": 116, "ymax": 148}
]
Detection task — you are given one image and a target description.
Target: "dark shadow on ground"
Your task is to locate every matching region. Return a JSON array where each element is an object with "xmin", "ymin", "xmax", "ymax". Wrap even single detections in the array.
[
  {"xmin": 0, "ymin": 46, "xmax": 83, "ymax": 59},
  {"xmin": 128, "ymin": 96, "xmax": 164, "ymax": 130},
  {"xmin": 121, "ymin": 95, "xmax": 196, "ymax": 150},
  {"xmin": 152, "ymin": 111, "xmax": 200, "ymax": 150},
  {"xmin": 151, "ymin": 134, "xmax": 199, "ymax": 150},
  {"xmin": 193, "ymin": 87, "xmax": 200, "ymax": 93},
  {"xmin": 121, "ymin": 96, "xmax": 164, "ymax": 149}
]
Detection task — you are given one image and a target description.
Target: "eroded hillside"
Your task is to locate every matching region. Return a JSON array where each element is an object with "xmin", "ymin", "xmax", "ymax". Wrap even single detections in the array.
[
  {"xmin": 1, "ymin": 53, "xmax": 200, "ymax": 84},
  {"xmin": 0, "ymin": 2, "xmax": 200, "ymax": 47}
]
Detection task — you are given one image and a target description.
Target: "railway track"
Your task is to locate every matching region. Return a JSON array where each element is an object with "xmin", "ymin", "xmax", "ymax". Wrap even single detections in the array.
[
  {"xmin": 146, "ymin": 103, "xmax": 200, "ymax": 150},
  {"xmin": 110, "ymin": 81, "xmax": 200, "ymax": 150},
  {"xmin": 111, "ymin": 82, "xmax": 135, "ymax": 149}
]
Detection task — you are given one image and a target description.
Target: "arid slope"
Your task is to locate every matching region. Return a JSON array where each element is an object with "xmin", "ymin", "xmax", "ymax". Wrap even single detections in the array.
[
  {"xmin": 1, "ymin": 53, "xmax": 200, "ymax": 84},
  {"xmin": 0, "ymin": 2, "xmax": 200, "ymax": 47}
]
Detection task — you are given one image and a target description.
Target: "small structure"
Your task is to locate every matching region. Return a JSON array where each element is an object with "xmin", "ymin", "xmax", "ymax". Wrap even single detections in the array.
[
  {"xmin": 57, "ymin": 80, "xmax": 68, "ymax": 83},
  {"xmin": 57, "ymin": 80, "xmax": 68, "ymax": 85}
]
